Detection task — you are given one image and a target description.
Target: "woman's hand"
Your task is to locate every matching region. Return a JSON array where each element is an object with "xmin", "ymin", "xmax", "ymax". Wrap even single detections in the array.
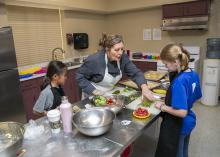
[
  {"xmin": 141, "ymin": 84, "xmax": 155, "ymax": 101},
  {"xmin": 92, "ymin": 89, "xmax": 104, "ymax": 96}
]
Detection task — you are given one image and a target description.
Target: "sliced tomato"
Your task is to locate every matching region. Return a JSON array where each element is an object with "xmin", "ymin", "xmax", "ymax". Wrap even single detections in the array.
[
  {"xmin": 135, "ymin": 107, "xmax": 148, "ymax": 116},
  {"xmin": 107, "ymin": 98, "xmax": 114, "ymax": 105}
]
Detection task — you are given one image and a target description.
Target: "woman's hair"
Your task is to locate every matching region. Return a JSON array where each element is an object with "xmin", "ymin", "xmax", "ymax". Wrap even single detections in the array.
[
  {"xmin": 160, "ymin": 43, "xmax": 190, "ymax": 71},
  {"xmin": 41, "ymin": 61, "xmax": 67, "ymax": 90},
  {"xmin": 99, "ymin": 33, "xmax": 123, "ymax": 49}
]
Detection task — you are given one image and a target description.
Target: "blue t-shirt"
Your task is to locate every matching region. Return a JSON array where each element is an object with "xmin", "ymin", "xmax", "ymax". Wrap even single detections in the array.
[{"xmin": 171, "ymin": 70, "xmax": 202, "ymax": 135}]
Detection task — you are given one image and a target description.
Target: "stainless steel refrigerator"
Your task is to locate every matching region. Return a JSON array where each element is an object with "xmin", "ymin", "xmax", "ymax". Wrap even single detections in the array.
[{"xmin": 0, "ymin": 26, "xmax": 26, "ymax": 123}]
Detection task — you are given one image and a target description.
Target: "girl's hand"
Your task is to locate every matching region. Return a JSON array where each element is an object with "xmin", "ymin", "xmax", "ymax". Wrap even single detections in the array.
[
  {"xmin": 154, "ymin": 101, "xmax": 164, "ymax": 110},
  {"xmin": 141, "ymin": 84, "xmax": 155, "ymax": 101},
  {"xmin": 154, "ymin": 102, "xmax": 187, "ymax": 117}
]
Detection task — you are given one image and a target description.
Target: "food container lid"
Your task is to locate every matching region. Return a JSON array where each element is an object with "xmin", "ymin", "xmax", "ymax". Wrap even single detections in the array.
[{"xmin": 47, "ymin": 109, "xmax": 60, "ymax": 118}]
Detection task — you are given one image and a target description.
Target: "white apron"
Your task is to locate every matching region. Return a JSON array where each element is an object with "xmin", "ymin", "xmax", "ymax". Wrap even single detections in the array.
[{"xmin": 82, "ymin": 53, "xmax": 122, "ymax": 99}]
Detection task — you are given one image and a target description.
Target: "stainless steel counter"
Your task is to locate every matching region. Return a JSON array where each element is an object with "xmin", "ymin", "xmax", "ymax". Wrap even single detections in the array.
[{"xmin": 22, "ymin": 98, "xmax": 160, "ymax": 157}]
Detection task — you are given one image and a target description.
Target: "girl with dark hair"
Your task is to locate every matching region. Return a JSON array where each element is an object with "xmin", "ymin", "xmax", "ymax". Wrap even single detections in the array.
[
  {"xmin": 154, "ymin": 44, "xmax": 202, "ymax": 157},
  {"xmin": 33, "ymin": 61, "xmax": 67, "ymax": 117}
]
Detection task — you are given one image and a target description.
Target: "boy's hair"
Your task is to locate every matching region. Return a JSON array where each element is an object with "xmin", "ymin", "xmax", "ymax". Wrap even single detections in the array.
[
  {"xmin": 160, "ymin": 43, "xmax": 190, "ymax": 71},
  {"xmin": 41, "ymin": 61, "xmax": 67, "ymax": 90}
]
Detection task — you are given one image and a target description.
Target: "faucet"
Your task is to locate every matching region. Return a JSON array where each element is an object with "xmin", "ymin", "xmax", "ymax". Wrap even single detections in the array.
[{"xmin": 52, "ymin": 47, "xmax": 65, "ymax": 60}]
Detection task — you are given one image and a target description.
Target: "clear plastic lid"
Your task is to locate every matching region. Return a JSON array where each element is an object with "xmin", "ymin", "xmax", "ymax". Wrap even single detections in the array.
[
  {"xmin": 61, "ymin": 96, "xmax": 69, "ymax": 103},
  {"xmin": 60, "ymin": 96, "xmax": 72, "ymax": 108}
]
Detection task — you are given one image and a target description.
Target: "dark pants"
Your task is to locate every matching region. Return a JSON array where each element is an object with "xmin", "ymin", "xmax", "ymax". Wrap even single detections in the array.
[{"xmin": 177, "ymin": 134, "xmax": 190, "ymax": 157}]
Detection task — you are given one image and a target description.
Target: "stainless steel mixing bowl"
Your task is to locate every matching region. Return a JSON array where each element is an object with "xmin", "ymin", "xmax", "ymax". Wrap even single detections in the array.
[
  {"xmin": 105, "ymin": 95, "xmax": 126, "ymax": 114},
  {"xmin": 72, "ymin": 108, "xmax": 115, "ymax": 136},
  {"xmin": 0, "ymin": 122, "xmax": 25, "ymax": 157},
  {"xmin": 91, "ymin": 95, "xmax": 126, "ymax": 114}
]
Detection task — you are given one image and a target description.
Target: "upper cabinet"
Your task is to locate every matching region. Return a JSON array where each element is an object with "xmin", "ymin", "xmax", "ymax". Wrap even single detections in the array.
[
  {"xmin": 162, "ymin": 4, "xmax": 184, "ymax": 18},
  {"xmin": 183, "ymin": 0, "xmax": 209, "ymax": 17},
  {"xmin": 163, "ymin": 0, "xmax": 210, "ymax": 19}
]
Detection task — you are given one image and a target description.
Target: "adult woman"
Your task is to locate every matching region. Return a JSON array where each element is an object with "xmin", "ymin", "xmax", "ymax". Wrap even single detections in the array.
[
  {"xmin": 76, "ymin": 33, "xmax": 154, "ymax": 100},
  {"xmin": 154, "ymin": 44, "xmax": 202, "ymax": 157}
]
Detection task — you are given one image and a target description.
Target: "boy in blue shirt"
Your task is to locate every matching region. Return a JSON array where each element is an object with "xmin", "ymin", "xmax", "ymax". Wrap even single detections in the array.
[{"xmin": 154, "ymin": 44, "xmax": 202, "ymax": 157}]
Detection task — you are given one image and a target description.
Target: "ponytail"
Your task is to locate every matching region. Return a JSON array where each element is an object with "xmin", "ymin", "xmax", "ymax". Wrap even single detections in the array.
[
  {"xmin": 99, "ymin": 33, "xmax": 108, "ymax": 48},
  {"xmin": 40, "ymin": 77, "xmax": 50, "ymax": 91},
  {"xmin": 160, "ymin": 43, "xmax": 190, "ymax": 71},
  {"xmin": 178, "ymin": 44, "xmax": 190, "ymax": 70}
]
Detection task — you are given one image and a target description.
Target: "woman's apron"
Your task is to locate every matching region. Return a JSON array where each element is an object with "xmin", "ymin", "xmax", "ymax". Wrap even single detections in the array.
[
  {"xmin": 82, "ymin": 53, "xmax": 122, "ymax": 99},
  {"xmin": 155, "ymin": 72, "xmax": 183, "ymax": 157}
]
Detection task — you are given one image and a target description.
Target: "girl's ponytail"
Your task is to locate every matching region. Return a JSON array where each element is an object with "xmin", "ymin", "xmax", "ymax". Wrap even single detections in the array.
[
  {"xmin": 179, "ymin": 44, "xmax": 190, "ymax": 71},
  {"xmin": 40, "ymin": 77, "xmax": 50, "ymax": 91}
]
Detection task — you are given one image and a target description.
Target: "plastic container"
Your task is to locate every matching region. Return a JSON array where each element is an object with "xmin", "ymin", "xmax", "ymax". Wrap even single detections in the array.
[
  {"xmin": 60, "ymin": 96, "xmax": 72, "ymax": 133},
  {"xmin": 207, "ymin": 38, "xmax": 220, "ymax": 51},
  {"xmin": 201, "ymin": 59, "xmax": 220, "ymax": 106},
  {"xmin": 207, "ymin": 51, "xmax": 220, "ymax": 59},
  {"xmin": 206, "ymin": 38, "xmax": 220, "ymax": 59},
  {"xmin": 47, "ymin": 109, "xmax": 61, "ymax": 133}
]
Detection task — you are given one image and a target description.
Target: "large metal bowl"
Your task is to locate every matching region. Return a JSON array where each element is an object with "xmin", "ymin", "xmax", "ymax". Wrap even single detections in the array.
[
  {"xmin": 72, "ymin": 108, "xmax": 115, "ymax": 136},
  {"xmin": 0, "ymin": 122, "xmax": 25, "ymax": 157}
]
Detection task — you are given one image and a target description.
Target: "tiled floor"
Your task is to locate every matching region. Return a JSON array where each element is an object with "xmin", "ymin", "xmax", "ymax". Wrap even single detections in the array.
[
  {"xmin": 130, "ymin": 102, "xmax": 220, "ymax": 157},
  {"xmin": 189, "ymin": 103, "xmax": 220, "ymax": 157}
]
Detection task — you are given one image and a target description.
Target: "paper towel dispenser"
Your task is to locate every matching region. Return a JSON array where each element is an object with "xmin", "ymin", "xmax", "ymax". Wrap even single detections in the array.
[{"xmin": 73, "ymin": 33, "xmax": 88, "ymax": 49}]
